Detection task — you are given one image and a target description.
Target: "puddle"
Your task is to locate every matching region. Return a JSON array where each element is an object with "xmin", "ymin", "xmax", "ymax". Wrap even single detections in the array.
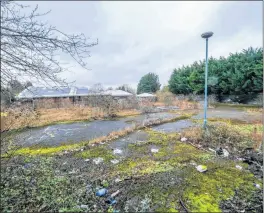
[
  {"xmin": 152, "ymin": 119, "xmax": 195, "ymax": 133},
  {"xmin": 12, "ymin": 112, "xmax": 178, "ymax": 147}
]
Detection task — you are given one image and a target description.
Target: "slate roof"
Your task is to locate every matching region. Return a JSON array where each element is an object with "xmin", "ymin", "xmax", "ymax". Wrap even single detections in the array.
[{"xmin": 17, "ymin": 87, "xmax": 133, "ymax": 99}]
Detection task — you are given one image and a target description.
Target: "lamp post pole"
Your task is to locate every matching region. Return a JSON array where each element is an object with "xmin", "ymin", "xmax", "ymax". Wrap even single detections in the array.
[{"xmin": 201, "ymin": 31, "xmax": 213, "ymax": 129}]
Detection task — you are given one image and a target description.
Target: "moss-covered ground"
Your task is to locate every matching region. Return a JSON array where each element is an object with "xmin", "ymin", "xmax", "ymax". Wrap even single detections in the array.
[{"xmin": 1, "ymin": 115, "xmax": 262, "ymax": 212}]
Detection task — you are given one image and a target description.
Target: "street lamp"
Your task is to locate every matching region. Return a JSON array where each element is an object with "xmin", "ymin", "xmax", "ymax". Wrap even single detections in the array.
[{"xmin": 201, "ymin": 31, "xmax": 213, "ymax": 129}]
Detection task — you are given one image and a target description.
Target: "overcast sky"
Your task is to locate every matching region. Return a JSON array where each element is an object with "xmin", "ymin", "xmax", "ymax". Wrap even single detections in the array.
[{"xmin": 26, "ymin": 1, "xmax": 262, "ymax": 89}]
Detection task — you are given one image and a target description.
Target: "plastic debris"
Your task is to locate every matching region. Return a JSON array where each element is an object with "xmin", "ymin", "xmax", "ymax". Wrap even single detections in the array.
[
  {"xmin": 235, "ymin": 165, "xmax": 243, "ymax": 170},
  {"xmin": 81, "ymin": 148, "xmax": 84, "ymax": 152},
  {"xmin": 196, "ymin": 165, "xmax": 207, "ymax": 173},
  {"xmin": 80, "ymin": 204, "xmax": 88, "ymax": 209},
  {"xmin": 84, "ymin": 159, "xmax": 90, "ymax": 162},
  {"xmin": 181, "ymin": 137, "xmax": 187, "ymax": 142},
  {"xmin": 69, "ymin": 169, "xmax": 77, "ymax": 174},
  {"xmin": 106, "ymin": 197, "xmax": 117, "ymax": 205},
  {"xmin": 96, "ymin": 188, "xmax": 108, "ymax": 197},
  {"xmin": 208, "ymin": 148, "xmax": 216, "ymax": 153},
  {"xmin": 93, "ymin": 157, "xmax": 104, "ymax": 164},
  {"xmin": 111, "ymin": 159, "xmax": 120, "ymax": 164},
  {"xmin": 114, "ymin": 178, "xmax": 122, "ymax": 183},
  {"xmin": 255, "ymin": 183, "xmax": 261, "ymax": 189},
  {"xmin": 113, "ymin": 149, "xmax": 122, "ymax": 154},
  {"xmin": 237, "ymin": 157, "xmax": 245, "ymax": 161},
  {"xmin": 223, "ymin": 149, "xmax": 229, "ymax": 157},
  {"xmin": 216, "ymin": 147, "xmax": 229, "ymax": 157},
  {"xmin": 64, "ymin": 151, "xmax": 69, "ymax": 154},
  {"xmin": 151, "ymin": 148, "xmax": 159, "ymax": 153},
  {"xmin": 111, "ymin": 190, "xmax": 120, "ymax": 198}
]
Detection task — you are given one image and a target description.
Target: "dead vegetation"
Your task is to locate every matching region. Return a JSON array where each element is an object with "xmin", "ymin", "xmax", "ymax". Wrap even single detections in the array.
[{"xmin": 0, "ymin": 106, "xmax": 141, "ymax": 132}]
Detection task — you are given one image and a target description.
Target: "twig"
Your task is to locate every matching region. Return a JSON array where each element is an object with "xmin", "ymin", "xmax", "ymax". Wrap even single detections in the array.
[
  {"xmin": 187, "ymin": 141, "xmax": 211, "ymax": 153},
  {"xmin": 179, "ymin": 197, "xmax": 189, "ymax": 213}
]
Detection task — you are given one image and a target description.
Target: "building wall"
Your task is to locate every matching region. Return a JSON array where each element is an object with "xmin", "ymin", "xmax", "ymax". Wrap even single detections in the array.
[{"xmin": 19, "ymin": 95, "xmax": 138, "ymax": 109}]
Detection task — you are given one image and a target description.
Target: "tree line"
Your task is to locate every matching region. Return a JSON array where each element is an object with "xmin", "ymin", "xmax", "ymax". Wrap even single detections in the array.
[{"xmin": 168, "ymin": 47, "xmax": 263, "ymax": 103}]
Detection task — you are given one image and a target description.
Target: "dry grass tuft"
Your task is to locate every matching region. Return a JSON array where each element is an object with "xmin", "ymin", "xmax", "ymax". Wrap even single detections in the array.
[{"xmin": 1, "ymin": 107, "xmax": 141, "ymax": 131}]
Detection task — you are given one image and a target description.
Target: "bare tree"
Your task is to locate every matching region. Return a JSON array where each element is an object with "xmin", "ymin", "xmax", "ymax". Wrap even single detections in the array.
[
  {"xmin": 90, "ymin": 83, "xmax": 104, "ymax": 93},
  {"xmin": 0, "ymin": 0, "xmax": 98, "ymax": 88}
]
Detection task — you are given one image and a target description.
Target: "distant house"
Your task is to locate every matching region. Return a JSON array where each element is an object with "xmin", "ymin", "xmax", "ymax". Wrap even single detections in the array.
[
  {"xmin": 16, "ymin": 86, "xmax": 134, "ymax": 109},
  {"xmin": 137, "ymin": 93, "xmax": 157, "ymax": 102}
]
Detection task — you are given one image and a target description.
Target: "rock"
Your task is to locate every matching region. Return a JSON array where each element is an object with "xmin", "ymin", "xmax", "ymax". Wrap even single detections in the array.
[
  {"xmin": 181, "ymin": 137, "xmax": 187, "ymax": 142},
  {"xmin": 93, "ymin": 157, "xmax": 104, "ymax": 164},
  {"xmin": 80, "ymin": 148, "xmax": 84, "ymax": 152},
  {"xmin": 113, "ymin": 149, "xmax": 122, "ymax": 154},
  {"xmin": 64, "ymin": 151, "xmax": 69, "ymax": 154},
  {"xmin": 196, "ymin": 165, "xmax": 207, "ymax": 173},
  {"xmin": 96, "ymin": 188, "xmax": 108, "ymax": 197},
  {"xmin": 111, "ymin": 159, "xmax": 120, "ymax": 164},
  {"xmin": 235, "ymin": 165, "xmax": 243, "ymax": 170},
  {"xmin": 151, "ymin": 148, "xmax": 159, "ymax": 153}
]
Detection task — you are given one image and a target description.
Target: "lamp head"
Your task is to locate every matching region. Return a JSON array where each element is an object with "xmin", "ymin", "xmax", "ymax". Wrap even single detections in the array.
[{"xmin": 201, "ymin": 31, "xmax": 214, "ymax": 39}]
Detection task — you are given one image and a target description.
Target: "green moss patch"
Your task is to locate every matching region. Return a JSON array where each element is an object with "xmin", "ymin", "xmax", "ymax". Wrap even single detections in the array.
[
  {"xmin": 183, "ymin": 162, "xmax": 257, "ymax": 212},
  {"xmin": 74, "ymin": 146, "xmax": 115, "ymax": 162}
]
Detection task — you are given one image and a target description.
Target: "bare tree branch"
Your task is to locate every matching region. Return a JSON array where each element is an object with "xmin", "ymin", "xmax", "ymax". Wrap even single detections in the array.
[{"xmin": 1, "ymin": 0, "xmax": 98, "ymax": 89}]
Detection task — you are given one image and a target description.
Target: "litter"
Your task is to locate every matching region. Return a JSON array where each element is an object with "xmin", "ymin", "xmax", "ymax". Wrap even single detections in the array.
[
  {"xmin": 111, "ymin": 159, "xmax": 120, "ymax": 164},
  {"xmin": 255, "ymin": 183, "xmax": 261, "ymax": 189},
  {"xmin": 111, "ymin": 190, "xmax": 120, "ymax": 198},
  {"xmin": 93, "ymin": 157, "xmax": 104, "ymax": 164},
  {"xmin": 80, "ymin": 204, "xmax": 88, "ymax": 209},
  {"xmin": 106, "ymin": 197, "xmax": 117, "ymax": 205},
  {"xmin": 208, "ymin": 148, "xmax": 216, "ymax": 153},
  {"xmin": 181, "ymin": 137, "xmax": 187, "ymax": 142},
  {"xmin": 235, "ymin": 165, "xmax": 242, "ymax": 170},
  {"xmin": 115, "ymin": 178, "xmax": 122, "ymax": 183},
  {"xmin": 223, "ymin": 149, "xmax": 229, "ymax": 157},
  {"xmin": 151, "ymin": 148, "xmax": 159, "ymax": 153},
  {"xmin": 196, "ymin": 165, "xmax": 207, "ymax": 173},
  {"xmin": 113, "ymin": 149, "xmax": 122, "ymax": 154},
  {"xmin": 96, "ymin": 188, "xmax": 108, "ymax": 197},
  {"xmin": 84, "ymin": 159, "xmax": 90, "ymax": 162}
]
